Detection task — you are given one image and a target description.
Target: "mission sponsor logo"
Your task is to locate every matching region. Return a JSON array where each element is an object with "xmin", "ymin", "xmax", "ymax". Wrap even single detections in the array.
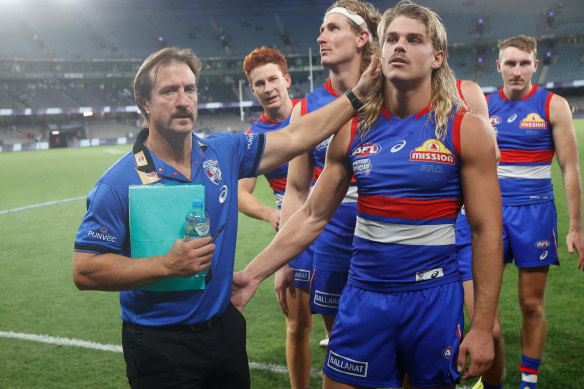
[
  {"xmin": 490, "ymin": 116, "xmax": 502, "ymax": 126},
  {"xmin": 313, "ymin": 290, "xmax": 341, "ymax": 308},
  {"xmin": 352, "ymin": 143, "xmax": 381, "ymax": 157},
  {"xmin": 520, "ymin": 113, "xmax": 548, "ymax": 129},
  {"xmin": 327, "ymin": 351, "xmax": 368, "ymax": 377},
  {"xmin": 410, "ymin": 139, "xmax": 455, "ymax": 165}
]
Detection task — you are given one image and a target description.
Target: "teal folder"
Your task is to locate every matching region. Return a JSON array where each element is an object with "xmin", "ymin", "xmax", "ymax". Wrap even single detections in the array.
[{"xmin": 129, "ymin": 183, "xmax": 206, "ymax": 292}]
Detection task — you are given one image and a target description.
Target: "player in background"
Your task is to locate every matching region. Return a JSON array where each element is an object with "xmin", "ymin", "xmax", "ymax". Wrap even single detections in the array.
[
  {"xmin": 237, "ymin": 46, "xmax": 315, "ymax": 389},
  {"xmin": 455, "ymin": 79, "xmax": 506, "ymax": 389},
  {"xmin": 274, "ymin": 0, "xmax": 381, "ymax": 368},
  {"xmin": 489, "ymin": 35, "xmax": 583, "ymax": 389},
  {"xmin": 232, "ymin": 1, "xmax": 503, "ymax": 387}
]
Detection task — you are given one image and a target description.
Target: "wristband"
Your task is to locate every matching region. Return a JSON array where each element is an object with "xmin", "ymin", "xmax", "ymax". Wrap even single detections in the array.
[{"xmin": 345, "ymin": 88, "xmax": 364, "ymax": 111}]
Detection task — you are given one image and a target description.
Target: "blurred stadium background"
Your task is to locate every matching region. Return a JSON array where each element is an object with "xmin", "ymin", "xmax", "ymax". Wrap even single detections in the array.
[{"xmin": 0, "ymin": 0, "xmax": 582, "ymax": 152}]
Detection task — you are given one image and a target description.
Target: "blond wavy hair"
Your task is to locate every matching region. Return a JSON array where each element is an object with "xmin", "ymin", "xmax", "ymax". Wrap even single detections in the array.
[
  {"xmin": 325, "ymin": 0, "xmax": 382, "ymax": 73},
  {"xmin": 359, "ymin": 0, "xmax": 463, "ymax": 139}
]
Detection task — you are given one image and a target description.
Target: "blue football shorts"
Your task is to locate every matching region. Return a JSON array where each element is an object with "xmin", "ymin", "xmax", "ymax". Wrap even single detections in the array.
[
  {"xmin": 324, "ymin": 282, "xmax": 463, "ymax": 388},
  {"xmin": 309, "ymin": 269, "xmax": 348, "ymax": 316},
  {"xmin": 502, "ymin": 201, "xmax": 559, "ymax": 268},
  {"xmin": 289, "ymin": 246, "xmax": 314, "ymax": 289}
]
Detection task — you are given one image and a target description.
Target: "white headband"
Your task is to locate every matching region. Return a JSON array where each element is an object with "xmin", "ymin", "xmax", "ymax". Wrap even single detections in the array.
[{"xmin": 325, "ymin": 7, "xmax": 372, "ymax": 42}]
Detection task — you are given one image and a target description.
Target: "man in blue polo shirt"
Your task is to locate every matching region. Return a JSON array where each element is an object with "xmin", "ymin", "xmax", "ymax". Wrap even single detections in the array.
[{"xmin": 73, "ymin": 47, "xmax": 374, "ymax": 388}]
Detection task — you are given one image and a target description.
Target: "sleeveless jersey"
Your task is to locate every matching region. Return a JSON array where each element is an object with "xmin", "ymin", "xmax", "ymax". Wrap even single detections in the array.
[
  {"xmin": 246, "ymin": 99, "xmax": 299, "ymax": 208},
  {"xmin": 300, "ymin": 80, "xmax": 357, "ymax": 272},
  {"xmin": 347, "ymin": 106, "xmax": 464, "ymax": 291},
  {"xmin": 487, "ymin": 86, "xmax": 555, "ymax": 206}
]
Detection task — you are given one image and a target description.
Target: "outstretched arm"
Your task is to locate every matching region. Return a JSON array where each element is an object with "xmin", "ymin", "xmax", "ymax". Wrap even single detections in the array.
[
  {"xmin": 550, "ymin": 94, "xmax": 584, "ymax": 270},
  {"xmin": 232, "ymin": 120, "xmax": 354, "ymax": 310},
  {"xmin": 258, "ymin": 56, "xmax": 378, "ymax": 175},
  {"xmin": 456, "ymin": 113, "xmax": 504, "ymax": 379},
  {"xmin": 238, "ymin": 177, "xmax": 280, "ymax": 231},
  {"xmin": 274, "ymin": 105, "xmax": 316, "ymax": 314}
]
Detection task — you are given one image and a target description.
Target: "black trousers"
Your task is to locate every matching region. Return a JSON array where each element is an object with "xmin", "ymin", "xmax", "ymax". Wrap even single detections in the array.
[{"xmin": 122, "ymin": 304, "xmax": 250, "ymax": 389}]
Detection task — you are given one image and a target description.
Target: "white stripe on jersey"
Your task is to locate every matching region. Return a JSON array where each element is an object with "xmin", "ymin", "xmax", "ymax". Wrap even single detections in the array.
[
  {"xmin": 310, "ymin": 183, "xmax": 358, "ymax": 203},
  {"xmin": 354, "ymin": 216, "xmax": 455, "ymax": 246},
  {"xmin": 341, "ymin": 186, "xmax": 358, "ymax": 203},
  {"xmin": 497, "ymin": 164, "xmax": 551, "ymax": 179}
]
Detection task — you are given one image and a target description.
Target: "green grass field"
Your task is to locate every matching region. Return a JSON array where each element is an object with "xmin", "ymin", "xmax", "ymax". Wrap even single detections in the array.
[{"xmin": 0, "ymin": 120, "xmax": 583, "ymax": 389}]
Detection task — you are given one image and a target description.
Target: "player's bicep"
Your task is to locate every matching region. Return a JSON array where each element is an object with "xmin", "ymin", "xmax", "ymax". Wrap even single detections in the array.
[
  {"xmin": 459, "ymin": 115, "xmax": 501, "ymax": 232},
  {"xmin": 304, "ymin": 120, "xmax": 353, "ymax": 221},
  {"xmin": 550, "ymin": 95, "xmax": 578, "ymax": 170}
]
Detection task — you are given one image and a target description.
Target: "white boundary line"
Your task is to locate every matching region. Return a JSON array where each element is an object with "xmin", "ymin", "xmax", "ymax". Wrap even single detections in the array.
[
  {"xmin": 0, "ymin": 330, "xmax": 322, "ymax": 378},
  {"xmin": 0, "ymin": 196, "xmax": 85, "ymax": 215}
]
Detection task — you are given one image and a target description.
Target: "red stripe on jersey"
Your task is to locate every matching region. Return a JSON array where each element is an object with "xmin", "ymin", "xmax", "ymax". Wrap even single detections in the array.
[
  {"xmin": 268, "ymin": 177, "xmax": 287, "ymax": 192},
  {"xmin": 347, "ymin": 116, "xmax": 360, "ymax": 156},
  {"xmin": 358, "ymin": 194, "xmax": 462, "ymax": 220},
  {"xmin": 323, "ymin": 80, "xmax": 339, "ymax": 98},
  {"xmin": 301, "ymin": 97, "xmax": 308, "ymax": 116},
  {"xmin": 519, "ymin": 365, "xmax": 539, "ymax": 375},
  {"xmin": 545, "ymin": 92, "xmax": 553, "ymax": 123},
  {"xmin": 313, "ymin": 167, "xmax": 323, "ymax": 182},
  {"xmin": 500, "ymin": 149, "xmax": 554, "ymax": 163},
  {"xmin": 522, "ymin": 85, "xmax": 538, "ymax": 101},
  {"xmin": 456, "ymin": 79, "xmax": 466, "ymax": 104},
  {"xmin": 452, "ymin": 111, "xmax": 464, "ymax": 158}
]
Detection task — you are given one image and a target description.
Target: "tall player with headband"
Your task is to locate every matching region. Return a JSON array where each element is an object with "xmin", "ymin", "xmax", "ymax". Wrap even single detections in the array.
[
  {"xmin": 273, "ymin": 1, "xmax": 380, "ymax": 387},
  {"xmin": 233, "ymin": 1, "xmax": 503, "ymax": 387}
]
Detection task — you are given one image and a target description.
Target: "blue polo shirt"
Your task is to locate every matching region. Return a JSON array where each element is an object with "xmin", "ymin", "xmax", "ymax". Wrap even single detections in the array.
[{"xmin": 74, "ymin": 128, "xmax": 265, "ymax": 326}]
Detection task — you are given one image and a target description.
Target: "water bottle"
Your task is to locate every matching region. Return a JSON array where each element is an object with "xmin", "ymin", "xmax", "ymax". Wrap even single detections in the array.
[{"xmin": 184, "ymin": 200, "xmax": 210, "ymax": 241}]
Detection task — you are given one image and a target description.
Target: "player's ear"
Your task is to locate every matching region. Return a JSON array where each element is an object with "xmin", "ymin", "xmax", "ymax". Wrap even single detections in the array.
[
  {"xmin": 285, "ymin": 73, "xmax": 291, "ymax": 90},
  {"xmin": 138, "ymin": 97, "xmax": 150, "ymax": 114},
  {"xmin": 431, "ymin": 50, "xmax": 444, "ymax": 69}
]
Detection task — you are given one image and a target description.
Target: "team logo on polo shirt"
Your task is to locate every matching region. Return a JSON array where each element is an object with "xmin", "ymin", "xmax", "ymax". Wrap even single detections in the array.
[
  {"xmin": 410, "ymin": 139, "xmax": 455, "ymax": 165},
  {"xmin": 203, "ymin": 160, "xmax": 222, "ymax": 185},
  {"xmin": 520, "ymin": 113, "xmax": 547, "ymax": 129},
  {"xmin": 327, "ymin": 351, "xmax": 368, "ymax": 377}
]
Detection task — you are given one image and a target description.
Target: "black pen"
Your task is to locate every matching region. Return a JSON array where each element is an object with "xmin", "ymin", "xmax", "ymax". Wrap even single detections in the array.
[{"xmin": 209, "ymin": 223, "xmax": 225, "ymax": 244}]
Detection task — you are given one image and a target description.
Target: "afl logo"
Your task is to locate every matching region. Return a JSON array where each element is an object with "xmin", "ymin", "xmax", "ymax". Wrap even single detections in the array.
[
  {"xmin": 352, "ymin": 143, "xmax": 381, "ymax": 157},
  {"xmin": 536, "ymin": 240, "xmax": 550, "ymax": 248},
  {"xmin": 219, "ymin": 185, "xmax": 228, "ymax": 204},
  {"xmin": 442, "ymin": 347, "xmax": 452, "ymax": 359},
  {"xmin": 490, "ymin": 116, "xmax": 501, "ymax": 126}
]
